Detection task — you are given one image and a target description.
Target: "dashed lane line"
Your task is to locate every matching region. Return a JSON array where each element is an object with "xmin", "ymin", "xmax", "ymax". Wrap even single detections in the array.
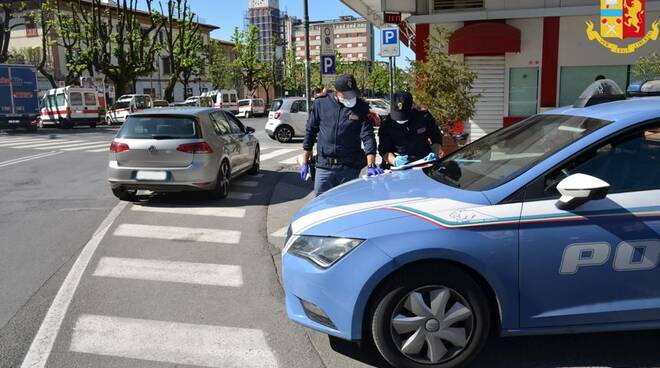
[
  {"xmin": 35, "ymin": 141, "xmax": 109, "ymax": 150},
  {"xmin": 0, "ymin": 151, "xmax": 62, "ymax": 168},
  {"xmin": 93, "ymin": 257, "xmax": 244, "ymax": 287},
  {"xmin": 113, "ymin": 223, "xmax": 241, "ymax": 244},
  {"xmin": 20, "ymin": 202, "xmax": 129, "ymax": 368},
  {"xmin": 14, "ymin": 140, "xmax": 86, "ymax": 149},
  {"xmin": 61, "ymin": 142, "xmax": 113, "ymax": 151},
  {"xmin": 260, "ymin": 148, "xmax": 298, "ymax": 162},
  {"xmin": 69, "ymin": 314, "xmax": 279, "ymax": 368}
]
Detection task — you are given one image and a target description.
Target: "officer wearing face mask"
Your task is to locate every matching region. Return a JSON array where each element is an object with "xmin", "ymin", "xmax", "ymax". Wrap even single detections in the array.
[
  {"xmin": 378, "ymin": 92, "xmax": 444, "ymax": 167},
  {"xmin": 301, "ymin": 74, "xmax": 382, "ymax": 196}
]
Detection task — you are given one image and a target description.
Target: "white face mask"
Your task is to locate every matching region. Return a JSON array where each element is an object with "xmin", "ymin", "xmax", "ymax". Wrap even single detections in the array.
[
  {"xmin": 396, "ymin": 120, "xmax": 409, "ymax": 125},
  {"xmin": 338, "ymin": 96, "xmax": 357, "ymax": 108}
]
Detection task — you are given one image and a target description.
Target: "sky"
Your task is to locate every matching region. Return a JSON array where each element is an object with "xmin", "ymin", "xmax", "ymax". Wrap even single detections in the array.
[{"xmin": 143, "ymin": 0, "xmax": 415, "ymax": 68}]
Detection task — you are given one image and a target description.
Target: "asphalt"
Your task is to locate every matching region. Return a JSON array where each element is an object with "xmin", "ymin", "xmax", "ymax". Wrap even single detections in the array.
[{"xmin": 2, "ymin": 119, "xmax": 660, "ymax": 368}]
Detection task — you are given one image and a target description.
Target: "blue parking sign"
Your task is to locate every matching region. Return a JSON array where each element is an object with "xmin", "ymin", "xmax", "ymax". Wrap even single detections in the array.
[
  {"xmin": 320, "ymin": 55, "xmax": 336, "ymax": 75},
  {"xmin": 380, "ymin": 27, "xmax": 400, "ymax": 57},
  {"xmin": 382, "ymin": 29, "xmax": 398, "ymax": 45}
]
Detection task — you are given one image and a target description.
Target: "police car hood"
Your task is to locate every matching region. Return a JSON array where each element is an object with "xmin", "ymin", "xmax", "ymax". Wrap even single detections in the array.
[{"xmin": 290, "ymin": 169, "xmax": 490, "ymax": 236}]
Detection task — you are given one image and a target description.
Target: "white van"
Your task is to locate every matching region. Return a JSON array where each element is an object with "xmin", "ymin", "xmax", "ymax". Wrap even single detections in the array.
[
  {"xmin": 237, "ymin": 98, "xmax": 266, "ymax": 118},
  {"xmin": 203, "ymin": 89, "xmax": 238, "ymax": 113},
  {"xmin": 40, "ymin": 86, "xmax": 101, "ymax": 129},
  {"xmin": 106, "ymin": 94, "xmax": 152, "ymax": 125}
]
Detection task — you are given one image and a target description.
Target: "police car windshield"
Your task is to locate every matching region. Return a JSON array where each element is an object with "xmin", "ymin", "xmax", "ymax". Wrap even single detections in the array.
[{"xmin": 428, "ymin": 114, "xmax": 612, "ymax": 191}]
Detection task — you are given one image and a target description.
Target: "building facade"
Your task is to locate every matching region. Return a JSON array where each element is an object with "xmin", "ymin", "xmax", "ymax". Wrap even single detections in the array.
[
  {"xmin": 246, "ymin": 0, "xmax": 283, "ymax": 61},
  {"xmin": 8, "ymin": 1, "xmax": 218, "ymax": 103},
  {"xmin": 340, "ymin": 0, "xmax": 660, "ymax": 141},
  {"xmin": 292, "ymin": 16, "xmax": 375, "ymax": 62}
]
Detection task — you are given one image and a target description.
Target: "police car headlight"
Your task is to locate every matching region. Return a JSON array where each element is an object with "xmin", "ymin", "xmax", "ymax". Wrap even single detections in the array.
[{"xmin": 285, "ymin": 235, "xmax": 364, "ymax": 268}]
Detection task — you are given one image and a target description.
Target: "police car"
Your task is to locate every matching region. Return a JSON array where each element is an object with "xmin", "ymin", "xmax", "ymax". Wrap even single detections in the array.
[{"xmin": 282, "ymin": 79, "xmax": 660, "ymax": 368}]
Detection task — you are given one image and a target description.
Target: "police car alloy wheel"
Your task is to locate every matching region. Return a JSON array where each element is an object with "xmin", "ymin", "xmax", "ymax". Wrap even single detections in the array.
[{"xmin": 370, "ymin": 264, "xmax": 490, "ymax": 368}]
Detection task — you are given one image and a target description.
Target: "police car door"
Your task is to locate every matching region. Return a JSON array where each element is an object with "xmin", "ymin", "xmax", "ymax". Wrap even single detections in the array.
[{"xmin": 519, "ymin": 121, "xmax": 660, "ymax": 328}]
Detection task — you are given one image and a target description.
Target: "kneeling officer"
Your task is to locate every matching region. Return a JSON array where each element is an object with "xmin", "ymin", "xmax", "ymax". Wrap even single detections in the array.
[
  {"xmin": 378, "ymin": 92, "xmax": 444, "ymax": 167},
  {"xmin": 301, "ymin": 75, "xmax": 383, "ymax": 196}
]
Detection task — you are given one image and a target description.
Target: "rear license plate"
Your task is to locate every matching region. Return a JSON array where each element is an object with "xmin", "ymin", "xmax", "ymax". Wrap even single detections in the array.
[{"xmin": 135, "ymin": 171, "xmax": 168, "ymax": 181}]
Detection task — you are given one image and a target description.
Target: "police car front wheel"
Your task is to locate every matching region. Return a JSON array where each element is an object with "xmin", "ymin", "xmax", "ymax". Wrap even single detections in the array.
[{"xmin": 369, "ymin": 264, "xmax": 491, "ymax": 368}]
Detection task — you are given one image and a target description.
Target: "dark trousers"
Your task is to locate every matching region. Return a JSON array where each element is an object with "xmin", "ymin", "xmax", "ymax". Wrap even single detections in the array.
[{"xmin": 314, "ymin": 166, "xmax": 360, "ymax": 196}]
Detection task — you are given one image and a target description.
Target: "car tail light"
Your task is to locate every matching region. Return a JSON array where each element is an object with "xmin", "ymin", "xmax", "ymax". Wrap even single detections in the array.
[
  {"xmin": 274, "ymin": 111, "xmax": 281, "ymax": 119},
  {"xmin": 176, "ymin": 142, "xmax": 214, "ymax": 154},
  {"xmin": 110, "ymin": 141, "xmax": 129, "ymax": 153}
]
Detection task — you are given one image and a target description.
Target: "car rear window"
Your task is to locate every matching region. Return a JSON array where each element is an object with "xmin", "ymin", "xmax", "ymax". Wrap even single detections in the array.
[
  {"xmin": 238, "ymin": 100, "xmax": 250, "ymax": 106},
  {"xmin": 70, "ymin": 92, "xmax": 83, "ymax": 106},
  {"xmin": 113, "ymin": 100, "xmax": 131, "ymax": 109},
  {"xmin": 84, "ymin": 92, "xmax": 97, "ymax": 106},
  {"xmin": 271, "ymin": 99, "xmax": 283, "ymax": 111},
  {"xmin": 117, "ymin": 116, "xmax": 200, "ymax": 140}
]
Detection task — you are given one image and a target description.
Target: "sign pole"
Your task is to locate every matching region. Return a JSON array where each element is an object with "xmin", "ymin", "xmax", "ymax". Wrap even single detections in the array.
[
  {"xmin": 303, "ymin": 0, "xmax": 312, "ymax": 111},
  {"xmin": 389, "ymin": 57, "xmax": 394, "ymax": 103},
  {"xmin": 393, "ymin": 57, "xmax": 397, "ymax": 91}
]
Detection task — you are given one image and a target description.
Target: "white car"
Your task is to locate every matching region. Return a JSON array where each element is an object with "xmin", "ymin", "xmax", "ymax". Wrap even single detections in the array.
[
  {"xmin": 265, "ymin": 98, "xmax": 309, "ymax": 143},
  {"xmin": 366, "ymin": 98, "xmax": 390, "ymax": 119},
  {"xmin": 237, "ymin": 98, "xmax": 266, "ymax": 118},
  {"xmin": 106, "ymin": 94, "xmax": 152, "ymax": 125}
]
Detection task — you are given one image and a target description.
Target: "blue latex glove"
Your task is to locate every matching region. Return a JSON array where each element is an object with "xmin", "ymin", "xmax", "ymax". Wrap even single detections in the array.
[
  {"xmin": 394, "ymin": 155, "xmax": 409, "ymax": 167},
  {"xmin": 424, "ymin": 152, "xmax": 439, "ymax": 162},
  {"xmin": 300, "ymin": 163, "xmax": 309, "ymax": 181},
  {"xmin": 367, "ymin": 166, "xmax": 385, "ymax": 177}
]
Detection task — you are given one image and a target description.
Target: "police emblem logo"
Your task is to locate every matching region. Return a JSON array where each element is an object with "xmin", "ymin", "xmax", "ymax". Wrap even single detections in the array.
[
  {"xmin": 586, "ymin": 0, "xmax": 660, "ymax": 54},
  {"xmin": 347, "ymin": 80, "xmax": 353, "ymax": 89},
  {"xmin": 397, "ymin": 101, "xmax": 404, "ymax": 110}
]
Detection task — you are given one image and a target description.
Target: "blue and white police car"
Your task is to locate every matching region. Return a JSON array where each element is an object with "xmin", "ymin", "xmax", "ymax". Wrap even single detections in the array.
[{"xmin": 282, "ymin": 79, "xmax": 660, "ymax": 367}]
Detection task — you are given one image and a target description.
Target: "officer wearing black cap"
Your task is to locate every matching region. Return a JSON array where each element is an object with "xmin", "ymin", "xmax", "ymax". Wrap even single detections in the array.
[
  {"xmin": 301, "ymin": 74, "xmax": 382, "ymax": 196},
  {"xmin": 378, "ymin": 92, "xmax": 444, "ymax": 167}
]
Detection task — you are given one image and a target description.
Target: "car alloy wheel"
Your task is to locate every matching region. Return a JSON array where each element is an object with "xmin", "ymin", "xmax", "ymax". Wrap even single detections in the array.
[
  {"xmin": 390, "ymin": 286, "xmax": 474, "ymax": 365},
  {"xmin": 275, "ymin": 126, "xmax": 293, "ymax": 143},
  {"xmin": 248, "ymin": 146, "xmax": 260, "ymax": 175},
  {"xmin": 211, "ymin": 161, "xmax": 230, "ymax": 199}
]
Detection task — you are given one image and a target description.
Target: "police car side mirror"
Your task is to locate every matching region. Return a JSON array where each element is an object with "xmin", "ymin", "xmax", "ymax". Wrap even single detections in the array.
[{"xmin": 556, "ymin": 173, "xmax": 610, "ymax": 211}]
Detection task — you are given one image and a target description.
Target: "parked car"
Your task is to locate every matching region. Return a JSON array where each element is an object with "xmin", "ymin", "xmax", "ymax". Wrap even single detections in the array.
[
  {"xmin": 108, "ymin": 107, "xmax": 260, "ymax": 201},
  {"xmin": 366, "ymin": 98, "xmax": 390, "ymax": 120},
  {"xmin": 0, "ymin": 64, "xmax": 39, "ymax": 131},
  {"xmin": 282, "ymin": 79, "xmax": 660, "ymax": 368},
  {"xmin": 265, "ymin": 98, "xmax": 308, "ymax": 143},
  {"xmin": 183, "ymin": 96, "xmax": 213, "ymax": 107},
  {"xmin": 106, "ymin": 94, "xmax": 152, "ymax": 125},
  {"xmin": 237, "ymin": 98, "xmax": 266, "ymax": 118},
  {"xmin": 152, "ymin": 99, "xmax": 170, "ymax": 108},
  {"xmin": 202, "ymin": 89, "xmax": 239, "ymax": 113},
  {"xmin": 41, "ymin": 86, "xmax": 101, "ymax": 129}
]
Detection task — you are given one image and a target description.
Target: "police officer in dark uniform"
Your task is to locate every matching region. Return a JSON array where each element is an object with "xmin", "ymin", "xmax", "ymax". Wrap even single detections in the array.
[
  {"xmin": 301, "ymin": 75, "xmax": 383, "ymax": 196},
  {"xmin": 378, "ymin": 92, "xmax": 444, "ymax": 167}
]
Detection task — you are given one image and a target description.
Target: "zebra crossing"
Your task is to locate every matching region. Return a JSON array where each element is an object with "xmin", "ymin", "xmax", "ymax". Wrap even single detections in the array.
[
  {"xmin": 0, "ymin": 135, "xmax": 112, "ymax": 153},
  {"xmin": 21, "ymin": 175, "xmax": 291, "ymax": 368}
]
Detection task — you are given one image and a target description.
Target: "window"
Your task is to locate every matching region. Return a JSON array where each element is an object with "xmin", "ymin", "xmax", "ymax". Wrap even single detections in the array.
[
  {"xmin": 509, "ymin": 67, "xmax": 539, "ymax": 116},
  {"xmin": 559, "ymin": 65, "xmax": 628, "ymax": 107},
  {"xmin": 134, "ymin": 96, "xmax": 151, "ymax": 109},
  {"xmin": 222, "ymin": 94, "xmax": 230, "ymax": 103},
  {"xmin": 225, "ymin": 112, "xmax": 244, "ymax": 134},
  {"xmin": 291, "ymin": 100, "xmax": 308, "ymax": 113},
  {"xmin": 347, "ymin": 43, "xmax": 352, "ymax": 48},
  {"xmin": 26, "ymin": 20, "xmax": 38, "ymax": 37},
  {"xmin": 526, "ymin": 122, "xmax": 660, "ymax": 200},
  {"xmin": 70, "ymin": 92, "xmax": 83, "ymax": 106},
  {"xmin": 162, "ymin": 57, "xmax": 171, "ymax": 75},
  {"xmin": 210, "ymin": 112, "xmax": 231, "ymax": 135},
  {"xmin": 117, "ymin": 116, "xmax": 199, "ymax": 139},
  {"xmin": 230, "ymin": 94, "xmax": 237, "ymax": 103},
  {"xmin": 427, "ymin": 114, "xmax": 612, "ymax": 191},
  {"xmin": 434, "ymin": 0, "xmax": 483, "ymax": 10},
  {"xmin": 84, "ymin": 92, "xmax": 97, "ymax": 106}
]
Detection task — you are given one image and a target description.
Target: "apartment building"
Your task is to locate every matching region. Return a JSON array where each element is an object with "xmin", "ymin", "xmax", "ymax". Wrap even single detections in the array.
[{"xmin": 292, "ymin": 16, "xmax": 375, "ymax": 62}]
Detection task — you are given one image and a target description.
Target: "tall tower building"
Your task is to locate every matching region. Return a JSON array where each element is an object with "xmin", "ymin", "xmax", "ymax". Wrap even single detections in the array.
[{"xmin": 246, "ymin": 0, "xmax": 282, "ymax": 61}]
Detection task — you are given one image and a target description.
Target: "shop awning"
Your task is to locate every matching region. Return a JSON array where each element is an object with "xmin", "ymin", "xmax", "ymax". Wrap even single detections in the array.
[{"xmin": 448, "ymin": 22, "xmax": 521, "ymax": 55}]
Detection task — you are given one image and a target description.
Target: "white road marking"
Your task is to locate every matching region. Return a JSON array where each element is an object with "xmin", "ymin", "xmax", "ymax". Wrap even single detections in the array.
[
  {"xmin": 260, "ymin": 148, "xmax": 297, "ymax": 161},
  {"xmin": 61, "ymin": 142, "xmax": 111, "ymax": 151},
  {"xmin": 69, "ymin": 314, "xmax": 279, "ymax": 368},
  {"xmin": 93, "ymin": 257, "xmax": 244, "ymax": 287},
  {"xmin": 227, "ymin": 192, "xmax": 253, "ymax": 200},
  {"xmin": 0, "ymin": 151, "xmax": 62, "ymax": 168},
  {"xmin": 20, "ymin": 202, "xmax": 128, "ymax": 368},
  {"xmin": 234, "ymin": 180, "xmax": 259, "ymax": 188},
  {"xmin": 131, "ymin": 204, "xmax": 246, "ymax": 218},
  {"xmin": 0, "ymin": 139, "xmax": 55, "ymax": 147},
  {"xmin": 14, "ymin": 140, "xmax": 84, "ymax": 149},
  {"xmin": 113, "ymin": 223, "xmax": 241, "ymax": 244},
  {"xmin": 35, "ymin": 141, "xmax": 108, "ymax": 150},
  {"xmin": 279, "ymin": 156, "xmax": 299, "ymax": 165},
  {"xmin": 86, "ymin": 147, "xmax": 111, "ymax": 153},
  {"xmin": 270, "ymin": 226, "xmax": 288, "ymax": 238}
]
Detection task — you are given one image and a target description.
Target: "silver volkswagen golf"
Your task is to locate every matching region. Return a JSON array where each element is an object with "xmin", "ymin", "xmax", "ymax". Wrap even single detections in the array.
[{"xmin": 108, "ymin": 108, "xmax": 260, "ymax": 201}]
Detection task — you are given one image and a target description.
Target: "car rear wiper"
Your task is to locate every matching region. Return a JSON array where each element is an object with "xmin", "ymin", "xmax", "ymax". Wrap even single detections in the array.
[{"xmin": 151, "ymin": 135, "xmax": 176, "ymax": 140}]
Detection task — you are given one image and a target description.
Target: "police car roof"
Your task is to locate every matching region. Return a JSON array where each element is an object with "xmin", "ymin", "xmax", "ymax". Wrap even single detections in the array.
[{"xmin": 544, "ymin": 96, "xmax": 660, "ymax": 126}]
